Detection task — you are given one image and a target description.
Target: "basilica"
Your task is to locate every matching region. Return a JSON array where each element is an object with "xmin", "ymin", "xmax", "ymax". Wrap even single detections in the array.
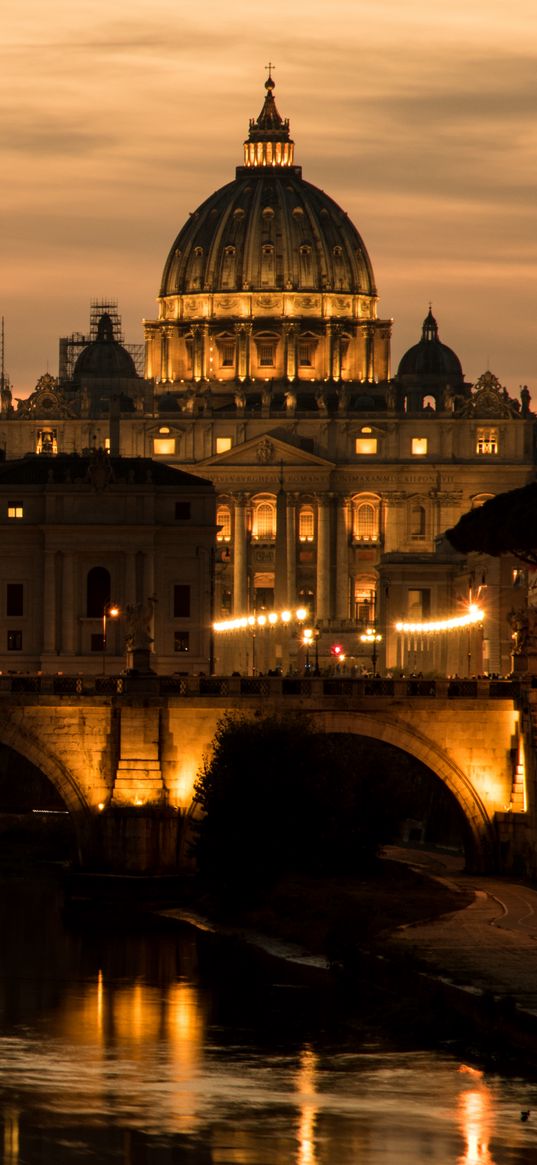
[{"xmin": 0, "ymin": 74, "xmax": 533, "ymax": 676}]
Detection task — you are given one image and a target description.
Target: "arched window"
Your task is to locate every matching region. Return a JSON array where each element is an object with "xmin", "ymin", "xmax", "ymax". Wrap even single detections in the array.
[
  {"xmin": 298, "ymin": 505, "xmax": 315, "ymax": 542},
  {"xmin": 422, "ymin": 395, "xmax": 436, "ymax": 411},
  {"xmin": 352, "ymin": 497, "xmax": 380, "ymax": 542},
  {"xmin": 252, "ymin": 497, "xmax": 276, "ymax": 540},
  {"xmin": 86, "ymin": 567, "xmax": 111, "ymax": 618},
  {"xmin": 216, "ymin": 505, "xmax": 232, "ymax": 542},
  {"xmin": 411, "ymin": 504, "xmax": 426, "ymax": 538}
]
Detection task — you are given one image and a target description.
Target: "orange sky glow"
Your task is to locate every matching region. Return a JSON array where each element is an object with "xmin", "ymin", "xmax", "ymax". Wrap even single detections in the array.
[{"xmin": 2, "ymin": 0, "xmax": 537, "ymax": 396}]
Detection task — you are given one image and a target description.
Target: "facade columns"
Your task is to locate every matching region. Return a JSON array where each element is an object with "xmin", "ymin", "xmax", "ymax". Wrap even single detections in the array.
[
  {"xmin": 160, "ymin": 328, "xmax": 169, "ymax": 382},
  {"xmin": 43, "ymin": 551, "xmax": 57, "ymax": 654},
  {"xmin": 235, "ymin": 324, "xmax": 252, "ymax": 381},
  {"xmin": 283, "ymin": 323, "xmax": 297, "ymax": 381},
  {"xmin": 274, "ymin": 487, "xmax": 288, "ymax": 608},
  {"xmin": 61, "ymin": 553, "xmax": 75, "ymax": 654},
  {"xmin": 316, "ymin": 494, "xmax": 331, "ymax": 621},
  {"xmin": 286, "ymin": 495, "xmax": 297, "ymax": 608},
  {"xmin": 232, "ymin": 495, "xmax": 249, "ymax": 613},
  {"xmin": 335, "ymin": 495, "xmax": 350, "ymax": 619},
  {"xmin": 192, "ymin": 325, "xmax": 203, "ymax": 380},
  {"xmin": 124, "ymin": 552, "xmax": 137, "ymax": 607}
]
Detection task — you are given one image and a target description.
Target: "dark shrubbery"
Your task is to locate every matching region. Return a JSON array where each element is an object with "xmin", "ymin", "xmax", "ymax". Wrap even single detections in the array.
[{"xmin": 192, "ymin": 713, "xmax": 404, "ymax": 896}]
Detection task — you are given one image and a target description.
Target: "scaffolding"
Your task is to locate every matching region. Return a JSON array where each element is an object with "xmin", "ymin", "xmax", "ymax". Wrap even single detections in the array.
[{"xmin": 58, "ymin": 300, "xmax": 145, "ymax": 381}]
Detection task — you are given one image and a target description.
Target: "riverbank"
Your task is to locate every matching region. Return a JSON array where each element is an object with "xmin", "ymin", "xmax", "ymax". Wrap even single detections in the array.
[{"xmin": 161, "ymin": 851, "xmax": 537, "ymax": 1074}]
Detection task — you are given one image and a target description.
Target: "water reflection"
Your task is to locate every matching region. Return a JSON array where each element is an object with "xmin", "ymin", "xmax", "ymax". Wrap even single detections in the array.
[
  {"xmin": 1, "ymin": 870, "xmax": 537, "ymax": 1164},
  {"xmin": 296, "ymin": 1045, "xmax": 318, "ymax": 1165},
  {"xmin": 458, "ymin": 1081, "xmax": 494, "ymax": 1165}
]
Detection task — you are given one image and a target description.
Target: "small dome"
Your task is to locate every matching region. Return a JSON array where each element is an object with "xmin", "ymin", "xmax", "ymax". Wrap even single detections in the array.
[
  {"xmin": 159, "ymin": 77, "xmax": 376, "ymax": 300},
  {"xmin": 73, "ymin": 313, "xmax": 138, "ymax": 381},
  {"xmin": 398, "ymin": 309, "xmax": 463, "ymax": 384}
]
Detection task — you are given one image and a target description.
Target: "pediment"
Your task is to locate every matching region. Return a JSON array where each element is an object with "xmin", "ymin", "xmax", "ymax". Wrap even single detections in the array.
[{"xmin": 198, "ymin": 430, "xmax": 334, "ymax": 469}]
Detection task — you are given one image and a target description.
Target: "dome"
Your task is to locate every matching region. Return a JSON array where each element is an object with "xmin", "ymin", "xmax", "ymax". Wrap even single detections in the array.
[
  {"xmin": 398, "ymin": 309, "xmax": 463, "ymax": 384},
  {"xmin": 159, "ymin": 77, "xmax": 376, "ymax": 300},
  {"xmin": 73, "ymin": 313, "xmax": 138, "ymax": 381}
]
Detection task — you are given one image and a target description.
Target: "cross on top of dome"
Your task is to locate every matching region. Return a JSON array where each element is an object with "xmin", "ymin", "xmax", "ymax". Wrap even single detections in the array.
[{"xmin": 243, "ymin": 69, "xmax": 295, "ymax": 168}]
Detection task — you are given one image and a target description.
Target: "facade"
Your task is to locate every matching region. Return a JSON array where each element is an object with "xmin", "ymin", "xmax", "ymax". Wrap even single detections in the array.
[
  {"xmin": 0, "ymin": 75, "xmax": 535, "ymax": 676},
  {"xmin": 0, "ymin": 454, "xmax": 215, "ymax": 675}
]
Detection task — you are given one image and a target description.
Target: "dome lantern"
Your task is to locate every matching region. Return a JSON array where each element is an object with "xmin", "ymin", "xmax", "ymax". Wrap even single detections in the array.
[{"xmin": 243, "ymin": 68, "xmax": 295, "ymax": 168}]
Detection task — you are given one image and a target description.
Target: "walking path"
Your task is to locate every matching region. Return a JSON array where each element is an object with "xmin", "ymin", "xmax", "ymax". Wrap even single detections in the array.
[{"xmin": 385, "ymin": 847, "xmax": 537, "ymax": 1015}]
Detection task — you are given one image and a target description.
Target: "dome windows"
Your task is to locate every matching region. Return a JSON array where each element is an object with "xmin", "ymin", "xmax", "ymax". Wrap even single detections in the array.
[{"xmin": 261, "ymin": 244, "xmax": 275, "ymax": 285}]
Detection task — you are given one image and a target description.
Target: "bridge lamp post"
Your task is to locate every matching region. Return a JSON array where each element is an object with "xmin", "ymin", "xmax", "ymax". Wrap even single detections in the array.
[
  {"xmin": 302, "ymin": 627, "xmax": 313, "ymax": 674},
  {"xmin": 102, "ymin": 603, "xmax": 120, "ymax": 674},
  {"xmin": 360, "ymin": 628, "xmax": 382, "ymax": 675}
]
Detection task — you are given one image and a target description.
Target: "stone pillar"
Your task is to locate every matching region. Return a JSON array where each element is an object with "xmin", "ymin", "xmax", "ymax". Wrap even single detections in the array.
[
  {"xmin": 201, "ymin": 323, "xmax": 209, "ymax": 380},
  {"xmin": 61, "ymin": 553, "xmax": 75, "ymax": 655},
  {"xmin": 332, "ymin": 324, "xmax": 342, "ymax": 381},
  {"xmin": 316, "ymin": 495, "xmax": 331, "ymax": 621},
  {"xmin": 284, "ymin": 323, "xmax": 297, "ymax": 381},
  {"xmin": 43, "ymin": 550, "xmax": 57, "ymax": 654},
  {"xmin": 160, "ymin": 328, "xmax": 168, "ymax": 382},
  {"xmin": 112, "ymin": 705, "xmax": 164, "ymax": 805},
  {"xmin": 335, "ymin": 496, "xmax": 350, "ymax": 619},
  {"xmin": 233, "ymin": 495, "xmax": 249, "ymax": 613},
  {"xmin": 286, "ymin": 495, "xmax": 297, "ymax": 607},
  {"xmin": 192, "ymin": 325, "xmax": 203, "ymax": 381},
  {"xmin": 274, "ymin": 487, "xmax": 288, "ymax": 608}
]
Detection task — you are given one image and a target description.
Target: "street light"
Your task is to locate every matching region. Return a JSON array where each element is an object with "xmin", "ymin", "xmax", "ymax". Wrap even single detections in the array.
[
  {"xmin": 102, "ymin": 603, "xmax": 120, "ymax": 674},
  {"xmin": 302, "ymin": 627, "xmax": 313, "ymax": 674},
  {"xmin": 360, "ymin": 627, "xmax": 382, "ymax": 674}
]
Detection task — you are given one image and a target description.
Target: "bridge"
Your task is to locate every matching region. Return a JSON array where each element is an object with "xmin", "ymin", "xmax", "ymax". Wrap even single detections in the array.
[{"xmin": 0, "ymin": 672, "xmax": 535, "ymax": 877}]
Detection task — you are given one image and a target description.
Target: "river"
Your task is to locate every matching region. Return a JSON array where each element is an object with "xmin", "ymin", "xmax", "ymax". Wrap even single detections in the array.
[{"xmin": 0, "ymin": 863, "xmax": 536, "ymax": 1164}]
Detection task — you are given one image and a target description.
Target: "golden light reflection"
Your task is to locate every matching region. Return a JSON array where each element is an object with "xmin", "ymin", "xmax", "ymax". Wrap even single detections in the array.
[
  {"xmin": 3, "ymin": 1107, "xmax": 19, "ymax": 1165},
  {"xmin": 458, "ymin": 1085, "xmax": 494, "ymax": 1165},
  {"xmin": 296, "ymin": 1044, "xmax": 319, "ymax": 1165},
  {"xmin": 170, "ymin": 760, "xmax": 198, "ymax": 807}
]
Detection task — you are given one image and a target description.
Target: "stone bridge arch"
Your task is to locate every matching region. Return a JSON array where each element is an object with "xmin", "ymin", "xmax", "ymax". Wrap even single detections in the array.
[
  {"xmin": 0, "ymin": 716, "xmax": 93, "ymax": 862},
  {"xmin": 307, "ymin": 709, "xmax": 496, "ymax": 871}
]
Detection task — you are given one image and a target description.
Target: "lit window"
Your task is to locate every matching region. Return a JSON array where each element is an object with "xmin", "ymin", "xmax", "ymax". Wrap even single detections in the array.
[
  {"xmin": 355, "ymin": 438, "xmax": 378, "ymax": 455},
  {"xmin": 298, "ymin": 506, "xmax": 315, "ymax": 542},
  {"xmin": 476, "ymin": 428, "xmax": 498, "ymax": 455},
  {"xmin": 36, "ymin": 428, "xmax": 58, "ymax": 455},
  {"xmin": 216, "ymin": 505, "xmax": 232, "ymax": 542},
  {"xmin": 219, "ymin": 341, "xmax": 235, "ymax": 367},
  {"xmin": 216, "ymin": 437, "xmax": 232, "ymax": 454},
  {"xmin": 354, "ymin": 578, "xmax": 376, "ymax": 624},
  {"xmin": 258, "ymin": 342, "xmax": 275, "ymax": 367},
  {"xmin": 353, "ymin": 502, "xmax": 378, "ymax": 541},
  {"xmin": 153, "ymin": 438, "xmax": 176, "ymax": 456},
  {"xmin": 7, "ymin": 502, "xmax": 23, "ymax": 519},
  {"xmin": 104, "ymin": 437, "xmax": 111, "ymax": 451},
  {"xmin": 298, "ymin": 342, "xmax": 315, "ymax": 366},
  {"xmin": 7, "ymin": 630, "xmax": 22, "ymax": 651},
  {"xmin": 411, "ymin": 437, "xmax": 428, "ymax": 456},
  {"xmin": 252, "ymin": 501, "xmax": 276, "ymax": 540}
]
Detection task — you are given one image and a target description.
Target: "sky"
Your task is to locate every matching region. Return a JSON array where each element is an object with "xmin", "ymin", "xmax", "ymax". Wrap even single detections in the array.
[{"xmin": 2, "ymin": 0, "xmax": 537, "ymax": 397}]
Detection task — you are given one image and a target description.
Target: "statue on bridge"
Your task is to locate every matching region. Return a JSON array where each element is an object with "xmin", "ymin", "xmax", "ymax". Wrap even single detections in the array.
[
  {"xmin": 125, "ymin": 595, "xmax": 157, "ymax": 673},
  {"xmin": 508, "ymin": 606, "xmax": 537, "ymax": 671}
]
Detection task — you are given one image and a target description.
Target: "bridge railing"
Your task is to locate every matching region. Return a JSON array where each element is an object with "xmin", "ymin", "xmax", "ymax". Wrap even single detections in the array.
[{"xmin": 0, "ymin": 674, "xmax": 521, "ymax": 699}]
